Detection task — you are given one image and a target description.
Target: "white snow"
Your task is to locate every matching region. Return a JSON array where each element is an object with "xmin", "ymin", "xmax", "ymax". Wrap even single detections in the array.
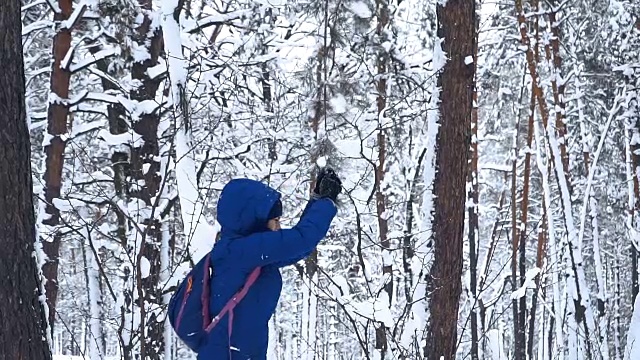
[
  {"xmin": 317, "ymin": 156, "xmax": 327, "ymax": 168},
  {"xmin": 161, "ymin": 0, "xmax": 217, "ymax": 262},
  {"xmin": 432, "ymin": 38, "xmax": 447, "ymax": 71},
  {"xmin": 349, "ymin": 1, "xmax": 372, "ymax": 18},
  {"xmin": 487, "ymin": 329, "xmax": 507, "ymax": 360},
  {"xmin": 330, "ymin": 94, "xmax": 347, "ymax": 114},
  {"xmin": 52, "ymin": 198, "xmax": 85, "ymax": 211},
  {"xmin": 70, "ymin": 47, "xmax": 117, "ymax": 73},
  {"xmin": 510, "ymin": 267, "xmax": 540, "ymax": 300},
  {"xmin": 625, "ymin": 294, "xmax": 640, "ymax": 360},
  {"xmin": 140, "ymin": 256, "xmax": 151, "ymax": 279},
  {"xmin": 60, "ymin": 0, "xmax": 87, "ymax": 30},
  {"xmin": 465, "ymin": 55, "xmax": 474, "ymax": 65}
]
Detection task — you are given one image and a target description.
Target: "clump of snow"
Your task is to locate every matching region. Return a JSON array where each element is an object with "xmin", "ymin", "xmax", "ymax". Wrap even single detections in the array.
[
  {"xmin": 487, "ymin": 329, "xmax": 507, "ymax": 359},
  {"xmin": 510, "ymin": 267, "xmax": 540, "ymax": 300},
  {"xmin": 140, "ymin": 256, "xmax": 151, "ymax": 279},
  {"xmin": 330, "ymin": 94, "xmax": 347, "ymax": 114},
  {"xmin": 625, "ymin": 294, "xmax": 640, "ymax": 360},
  {"xmin": 317, "ymin": 156, "xmax": 327, "ymax": 168},
  {"xmin": 432, "ymin": 38, "xmax": 447, "ymax": 71},
  {"xmin": 350, "ymin": 1, "xmax": 372, "ymax": 18},
  {"xmin": 465, "ymin": 55, "xmax": 474, "ymax": 65}
]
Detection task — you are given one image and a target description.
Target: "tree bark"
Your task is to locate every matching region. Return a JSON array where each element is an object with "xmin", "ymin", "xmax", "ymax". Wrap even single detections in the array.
[
  {"xmin": 41, "ymin": 0, "xmax": 74, "ymax": 332},
  {"xmin": 468, "ymin": 25, "xmax": 480, "ymax": 359},
  {"xmin": 126, "ymin": 1, "xmax": 164, "ymax": 358},
  {"xmin": 0, "ymin": 1, "xmax": 53, "ymax": 358},
  {"xmin": 517, "ymin": 83, "xmax": 536, "ymax": 360},
  {"xmin": 374, "ymin": 0, "xmax": 391, "ymax": 354},
  {"xmin": 515, "ymin": 0, "xmax": 598, "ymax": 356},
  {"xmin": 510, "ymin": 109, "xmax": 521, "ymax": 359},
  {"xmin": 91, "ymin": 44, "xmax": 129, "ymax": 247},
  {"xmin": 425, "ymin": 0, "xmax": 475, "ymax": 358}
]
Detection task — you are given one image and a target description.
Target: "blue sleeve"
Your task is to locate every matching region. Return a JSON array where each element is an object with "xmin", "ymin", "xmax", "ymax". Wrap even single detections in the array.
[
  {"xmin": 229, "ymin": 198, "xmax": 337, "ymax": 269},
  {"xmin": 272, "ymin": 199, "xmax": 317, "ymax": 268}
]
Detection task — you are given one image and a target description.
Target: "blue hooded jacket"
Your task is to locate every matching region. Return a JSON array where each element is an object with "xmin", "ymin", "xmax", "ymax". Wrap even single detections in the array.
[{"xmin": 197, "ymin": 178, "xmax": 337, "ymax": 360}]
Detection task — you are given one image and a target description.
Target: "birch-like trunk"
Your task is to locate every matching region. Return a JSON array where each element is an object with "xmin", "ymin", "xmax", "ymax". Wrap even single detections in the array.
[
  {"xmin": 533, "ymin": 116, "xmax": 563, "ymax": 359},
  {"xmin": 84, "ymin": 232, "xmax": 104, "ymax": 360}
]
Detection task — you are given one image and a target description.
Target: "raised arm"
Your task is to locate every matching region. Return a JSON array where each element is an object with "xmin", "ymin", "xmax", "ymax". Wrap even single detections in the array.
[
  {"xmin": 271, "ymin": 199, "xmax": 318, "ymax": 267},
  {"xmin": 230, "ymin": 198, "xmax": 337, "ymax": 268}
]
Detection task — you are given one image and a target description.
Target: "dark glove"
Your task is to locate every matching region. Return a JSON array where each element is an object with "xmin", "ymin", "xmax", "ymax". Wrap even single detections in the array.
[{"xmin": 314, "ymin": 167, "xmax": 342, "ymax": 201}]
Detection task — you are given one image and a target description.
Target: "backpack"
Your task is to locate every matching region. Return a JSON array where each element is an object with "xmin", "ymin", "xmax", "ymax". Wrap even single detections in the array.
[{"xmin": 168, "ymin": 252, "xmax": 261, "ymax": 352}]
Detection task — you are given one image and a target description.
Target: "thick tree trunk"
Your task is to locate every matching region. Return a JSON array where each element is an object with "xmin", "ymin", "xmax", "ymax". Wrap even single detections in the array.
[
  {"xmin": 41, "ymin": 0, "xmax": 74, "ymax": 332},
  {"xmin": 0, "ymin": 1, "xmax": 52, "ymax": 358},
  {"xmin": 425, "ymin": 0, "xmax": 475, "ymax": 358}
]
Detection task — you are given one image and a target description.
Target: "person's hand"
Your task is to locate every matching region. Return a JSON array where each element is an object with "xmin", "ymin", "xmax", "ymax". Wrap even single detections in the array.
[{"xmin": 314, "ymin": 167, "xmax": 342, "ymax": 201}]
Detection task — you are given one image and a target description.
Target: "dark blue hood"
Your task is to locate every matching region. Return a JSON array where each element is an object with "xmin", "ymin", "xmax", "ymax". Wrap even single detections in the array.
[{"xmin": 217, "ymin": 179, "xmax": 281, "ymax": 238}]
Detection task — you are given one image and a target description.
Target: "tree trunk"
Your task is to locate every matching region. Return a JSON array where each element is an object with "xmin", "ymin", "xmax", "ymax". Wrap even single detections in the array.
[
  {"xmin": 468, "ymin": 86, "xmax": 479, "ymax": 360},
  {"xmin": 517, "ymin": 83, "xmax": 536, "ymax": 360},
  {"xmin": 515, "ymin": 0, "xmax": 598, "ymax": 356},
  {"xmin": 545, "ymin": 2, "xmax": 570, "ymax": 187},
  {"xmin": 374, "ymin": 0, "xmax": 391, "ymax": 354},
  {"xmin": 91, "ymin": 44, "xmax": 129, "ymax": 247},
  {"xmin": 0, "ymin": 1, "xmax": 52, "ymax": 357},
  {"xmin": 41, "ymin": 0, "xmax": 74, "ymax": 332},
  {"xmin": 468, "ymin": 11, "xmax": 480, "ymax": 359},
  {"xmin": 425, "ymin": 0, "xmax": 475, "ymax": 358},
  {"xmin": 630, "ymin": 109, "xmax": 640, "ymax": 305},
  {"xmin": 128, "ymin": 1, "xmax": 164, "ymax": 358},
  {"xmin": 510, "ymin": 113, "xmax": 521, "ymax": 359}
]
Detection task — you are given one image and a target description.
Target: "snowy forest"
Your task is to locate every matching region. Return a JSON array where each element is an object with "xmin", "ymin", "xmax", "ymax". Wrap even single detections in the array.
[{"xmin": 1, "ymin": 0, "xmax": 640, "ymax": 359}]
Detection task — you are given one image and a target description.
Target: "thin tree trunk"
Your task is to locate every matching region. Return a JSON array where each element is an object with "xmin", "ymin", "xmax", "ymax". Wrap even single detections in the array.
[
  {"xmin": 468, "ymin": 11, "xmax": 480, "ymax": 359},
  {"xmin": 629, "ymin": 99, "xmax": 640, "ymax": 305},
  {"xmin": 529, "ymin": 211, "xmax": 547, "ymax": 359},
  {"xmin": 533, "ymin": 116, "xmax": 563, "ymax": 359},
  {"xmin": 515, "ymin": 0, "xmax": 599, "ymax": 357},
  {"xmin": 303, "ymin": 1, "xmax": 329, "ymax": 356},
  {"xmin": 41, "ymin": 0, "xmax": 74, "ymax": 332},
  {"xmin": 575, "ymin": 65, "xmax": 610, "ymax": 357},
  {"xmin": 374, "ymin": 0, "xmax": 392, "ymax": 354},
  {"xmin": 510, "ymin": 113, "xmax": 521, "ymax": 359},
  {"xmin": 0, "ymin": 0, "xmax": 52, "ymax": 356},
  {"xmin": 85, "ymin": 233, "xmax": 104, "ymax": 360},
  {"xmin": 129, "ymin": 1, "xmax": 164, "ymax": 358},
  {"xmin": 545, "ymin": 2, "xmax": 570, "ymax": 187},
  {"xmin": 517, "ymin": 82, "xmax": 536, "ymax": 360},
  {"xmin": 91, "ymin": 45, "xmax": 129, "ymax": 247},
  {"xmin": 425, "ymin": 0, "xmax": 475, "ymax": 358}
]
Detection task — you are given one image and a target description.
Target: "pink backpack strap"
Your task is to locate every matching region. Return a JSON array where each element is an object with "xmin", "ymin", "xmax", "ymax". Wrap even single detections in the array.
[
  {"xmin": 201, "ymin": 253, "xmax": 213, "ymax": 329},
  {"xmin": 205, "ymin": 267, "xmax": 262, "ymax": 333}
]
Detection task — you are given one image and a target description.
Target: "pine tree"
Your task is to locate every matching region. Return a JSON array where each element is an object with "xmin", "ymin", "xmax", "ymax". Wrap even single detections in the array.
[
  {"xmin": 426, "ymin": 0, "xmax": 476, "ymax": 358},
  {"xmin": 0, "ymin": 0, "xmax": 52, "ymax": 357}
]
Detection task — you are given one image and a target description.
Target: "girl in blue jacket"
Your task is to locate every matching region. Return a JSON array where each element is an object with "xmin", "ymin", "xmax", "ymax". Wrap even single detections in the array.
[{"xmin": 198, "ymin": 169, "xmax": 342, "ymax": 359}]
